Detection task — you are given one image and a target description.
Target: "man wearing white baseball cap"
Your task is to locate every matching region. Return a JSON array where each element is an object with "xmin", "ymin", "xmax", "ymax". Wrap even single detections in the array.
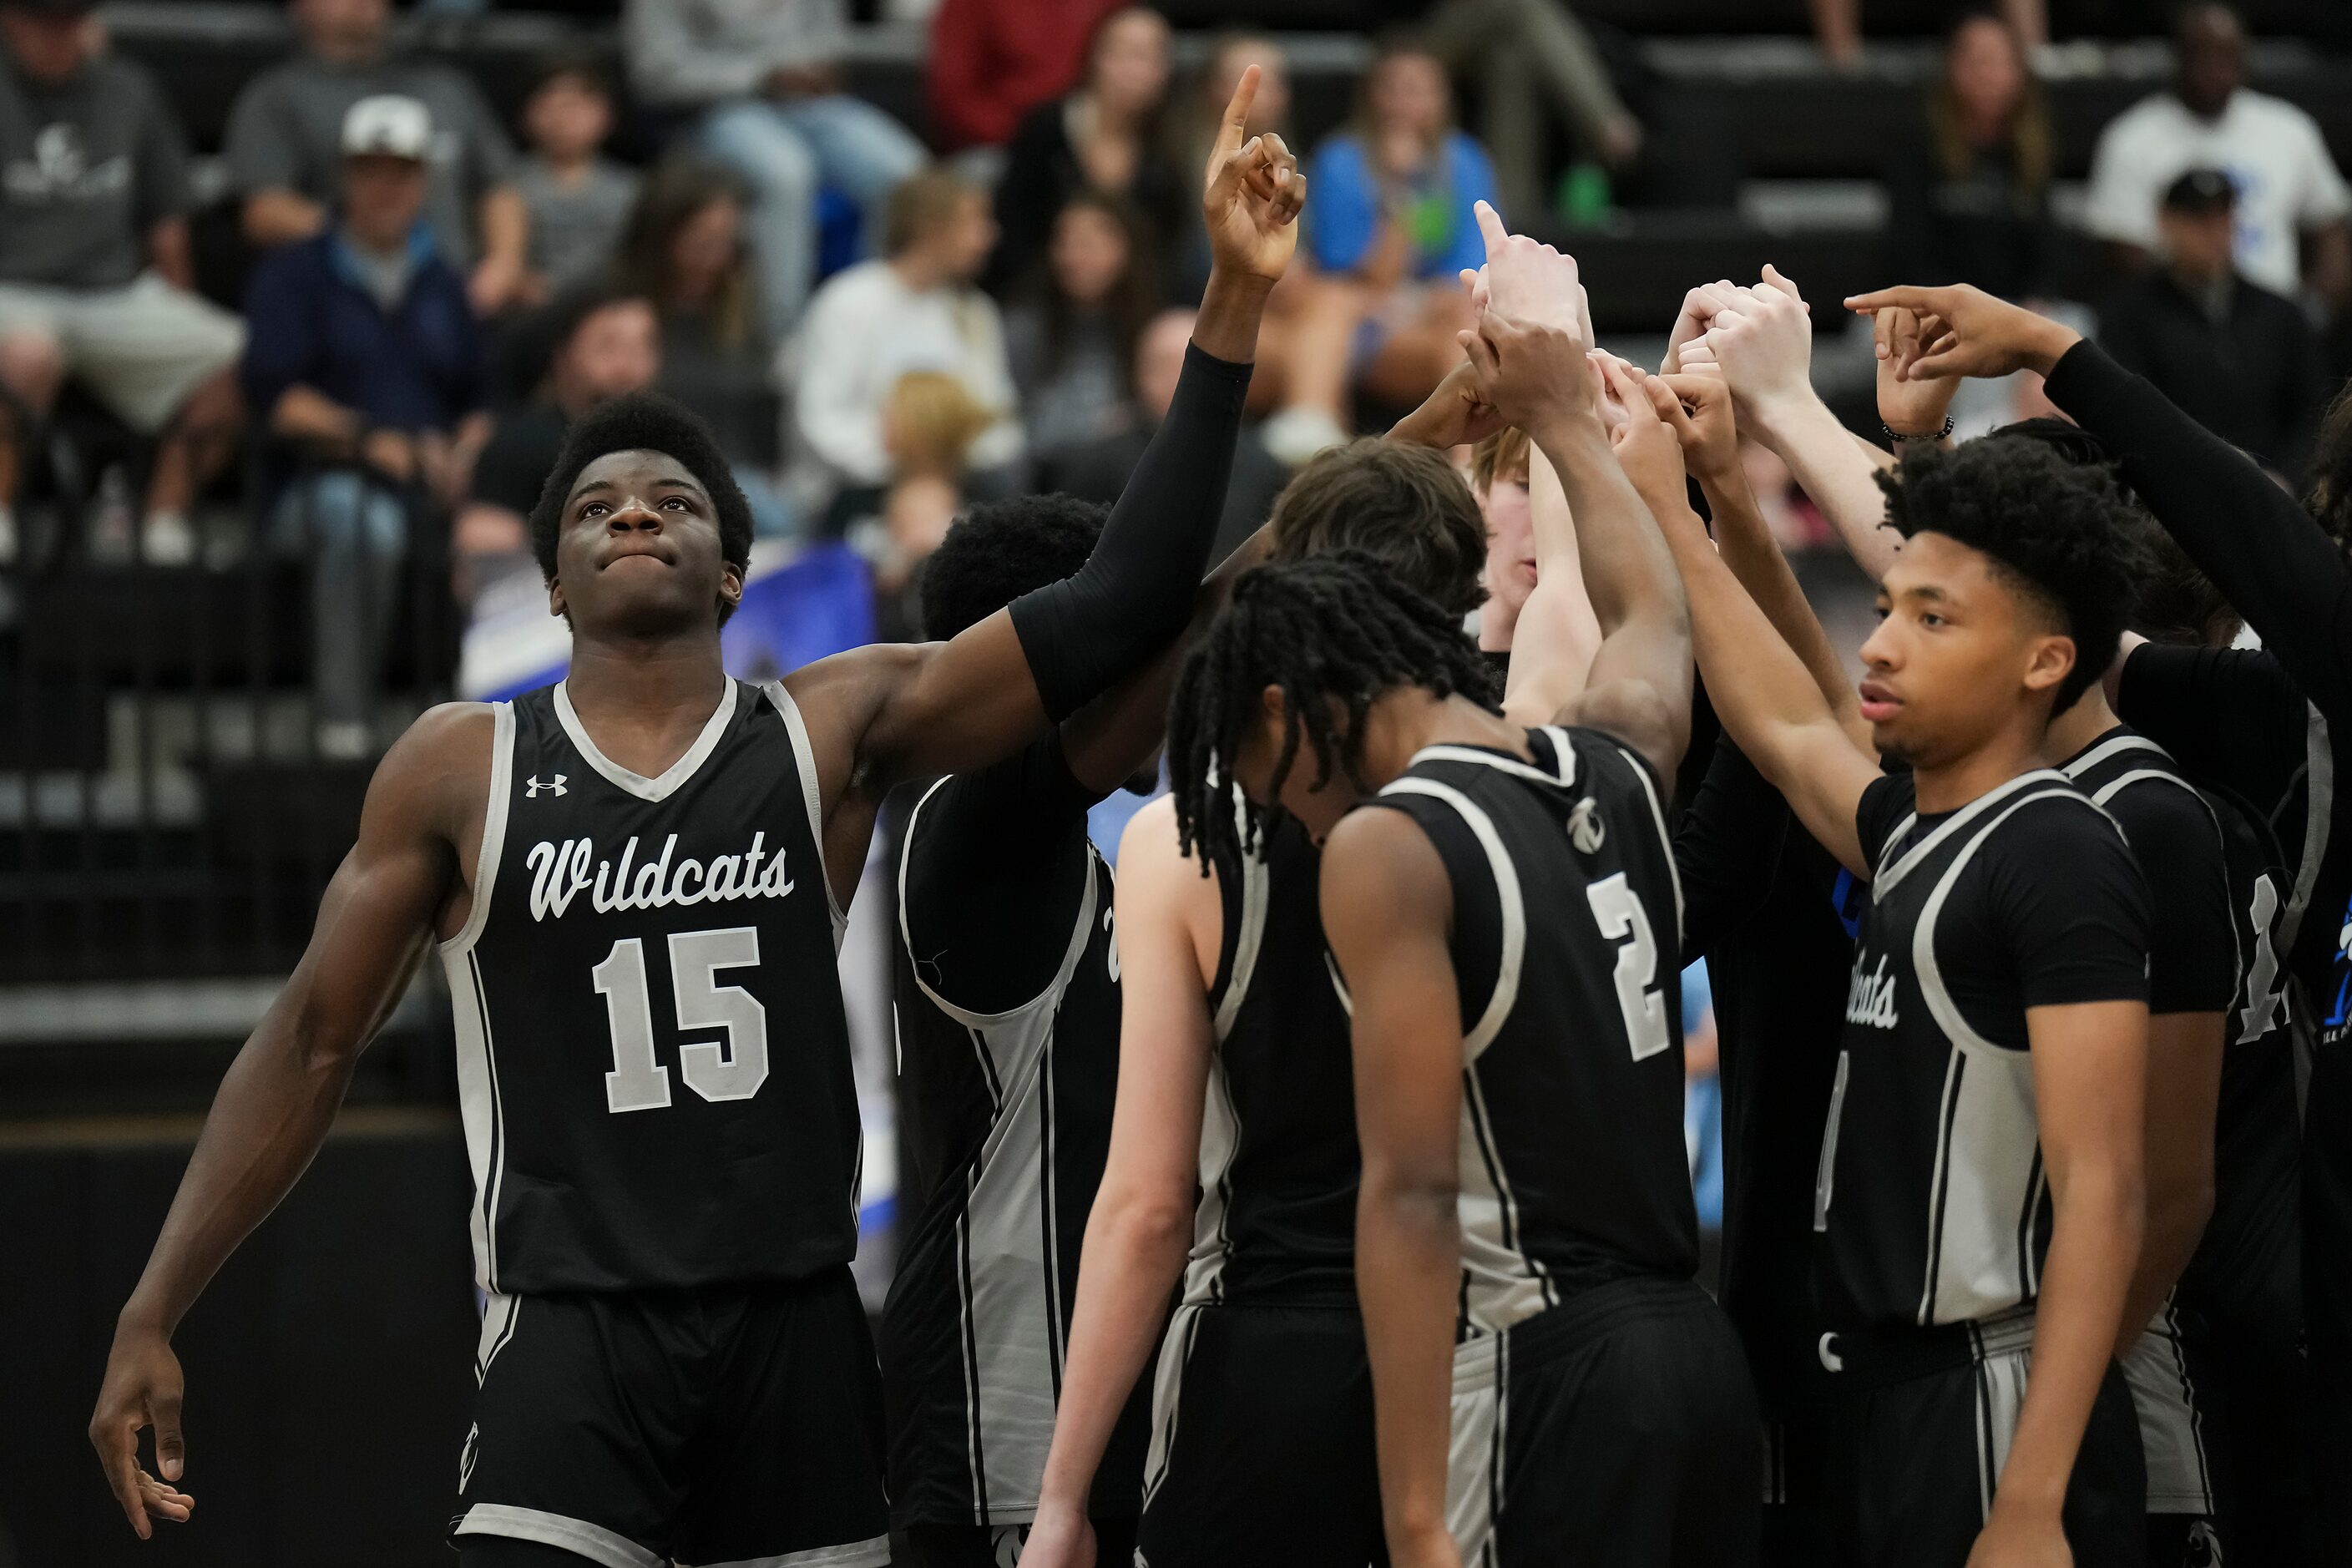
[{"xmin": 236, "ymin": 92, "xmax": 492, "ymax": 757}]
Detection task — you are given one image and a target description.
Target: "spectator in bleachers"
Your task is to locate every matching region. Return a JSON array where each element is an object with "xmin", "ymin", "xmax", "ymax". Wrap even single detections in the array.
[
  {"xmin": 513, "ymin": 53, "xmax": 639, "ymax": 306},
  {"xmin": 1420, "ymin": 0, "xmax": 1642, "ymax": 217},
  {"xmin": 239, "ymin": 95, "xmax": 489, "ymax": 759},
  {"xmin": 1041, "ymin": 307, "xmax": 1285, "ymax": 562},
  {"xmin": 1469, "ymin": 425, "xmax": 1533, "ymax": 660},
  {"xmin": 2085, "ymin": 2, "xmax": 2351, "ymax": 305},
  {"xmin": 457, "ymin": 281, "xmax": 657, "ymax": 590},
  {"xmin": 1260, "ymin": 35, "xmax": 1489, "ymax": 465},
  {"xmin": 928, "ymin": 0, "xmax": 1118, "ymax": 154},
  {"xmin": 1165, "ymin": 30, "xmax": 1291, "ymax": 304},
  {"xmin": 614, "ymin": 160, "xmax": 791, "ymax": 539},
  {"xmin": 1004, "ymin": 191, "xmax": 1154, "ymax": 468},
  {"xmin": 625, "ymin": 0, "xmax": 926, "ymax": 346},
  {"xmin": 0, "ymin": 0, "xmax": 245, "ymax": 567},
  {"xmin": 2099, "ymin": 167, "xmax": 2324, "ymax": 478},
  {"xmin": 225, "ymin": 0, "xmax": 528, "ymax": 316},
  {"xmin": 857, "ymin": 369, "xmax": 996, "ymax": 638},
  {"xmin": 1809, "ymin": 0, "xmax": 2043, "ymax": 70},
  {"xmin": 989, "ymin": 7, "xmax": 1183, "ymax": 297},
  {"xmin": 789, "ymin": 167, "xmax": 1020, "ymax": 516},
  {"xmin": 1885, "ymin": 10, "xmax": 2057, "ymax": 303}
]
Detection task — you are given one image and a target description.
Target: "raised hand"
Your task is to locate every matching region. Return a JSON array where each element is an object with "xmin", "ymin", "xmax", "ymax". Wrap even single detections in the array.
[
  {"xmin": 1393, "ymin": 355, "xmax": 1510, "ymax": 450},
  {"xmin": 1469, "ymin": 200, "xmax": 1590, "ymax": 340},
  {"xmin": 1872, "ymin": 305, "xmax": 1964, "ymax": 437},
  {"xmin": 1697, "ymin": 264, "xmax": 1813, "ymax": 413},
  {"xmin": 1459, "ymin": 311, "xmax": 1599, "ymax": 432},
  {"xmin": 1202, "ymin": 64, "xmax": 1307, "ymax": 285},
  {"xmin": 1844, "ymin": 283, "xmax": 2082, "ymax": 382},
  {"xmin": 91, "ymin": 1326, "xmax": 195, "ymax": 1539},
  {"xmin": 1600, "ymin": 357, "xmax": 1687, "ymax": 506},
  {"xmin": 1662, "ymin": 279, "xmax": 1748, "ymax": 374},
  {"xmin": 1655, "ymin": 371, "xmax": 1743, "ymax": 484}
]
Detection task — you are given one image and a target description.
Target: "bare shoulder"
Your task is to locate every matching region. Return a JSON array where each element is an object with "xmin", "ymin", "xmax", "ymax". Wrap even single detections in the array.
[
  {"xmin": 364, "ymin": 701, "xmax": 497, "ymax": 838},
  {"xmin": 1322, "ymin": 805, "xmax": 1449, "ymax": 899},
  {"xmin": 1117, "ymin": 795, "xmax": 1224, "ymax": 979},
  {"xmin": 1561, "ymin": 678, "xmax": 1683, "ymax": 787}
]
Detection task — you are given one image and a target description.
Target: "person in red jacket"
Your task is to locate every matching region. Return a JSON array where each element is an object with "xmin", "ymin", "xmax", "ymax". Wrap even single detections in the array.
[{"xmin": 928, "ymin": 0, "xmax": 1119, "ymax": 153}]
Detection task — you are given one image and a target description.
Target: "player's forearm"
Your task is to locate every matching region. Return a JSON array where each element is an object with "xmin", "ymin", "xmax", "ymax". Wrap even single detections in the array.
[
  {"xmin": 1036, "ymin": 1188, "xmax": 1193, "ymax": 1510},
  {"xmin": 2120, "ymin": 1016, "xmax": 2220, "ymax": 1344},
  {"xmin": 1500, "ymin": 448, "xmax": 1602, "ymax": 723},
  {"xmin": 1357, "ymin": 1172, "xmax": 1462, "ymax": 1551},
  {"xmin": 118, "ymin": 1019, "xmax": 366, "ymax": 1337},
  {"xmin": 1750, "ymin": 391, "xmax": 1902, "ymax": 583},
  {"xmin": 1697, "ymin": 468, "xmax": 1859, "ymax": 731},
  {"xmin": 1996, "ymin": 1167, "xmax": 2142, "ymax": 1522},
  {"xmin": 1189, "ymin": 267, "xmax": 1276, "ymax": 366},
  {"xmin": 1526, "ymin": 410, "xmax": 1685, "ymax": 644},
  {"xmin": 1007, "ymin": 345, "xmax": 1252, "ymax": 722},
  {"xmin": 1650, "ymin": 489, "xmax": 1838, "ymax": 752}
]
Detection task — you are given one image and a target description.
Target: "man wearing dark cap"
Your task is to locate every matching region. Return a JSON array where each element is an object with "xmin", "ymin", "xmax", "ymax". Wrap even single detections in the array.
[
  {"xmin": 0, "ymin": 0, "xmax": 246, "ymax": 565},
  {"xmin": 2097, "ymin": 167, "xmax": 2325, "ymax": 477}
]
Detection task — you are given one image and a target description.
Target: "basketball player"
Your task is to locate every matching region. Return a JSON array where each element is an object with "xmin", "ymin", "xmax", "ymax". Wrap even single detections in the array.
[
  {"xmin": 1640, "ymin": 420, "xmax": 2155, "ymax": 1568},
  {"xmin": 1469, "ymin": 425, "xmax": 1601, "ymax": 716},
  {"xmin": 1849, "ymin": 281, "xmax": 2335, "ymax": 1562},
  {"xmin": 86, "ymin": 70, "xmax": 1304, "ymax": 1567},
  {"xmin": 887, "ymin": 284, "xmax": 1542, "ymax": 1567}
]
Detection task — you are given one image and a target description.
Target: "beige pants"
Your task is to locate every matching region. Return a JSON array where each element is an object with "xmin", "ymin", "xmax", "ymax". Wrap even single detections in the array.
[{"xmin": 0, "ymin": 271, "xmax": 244, "ymax": 432}]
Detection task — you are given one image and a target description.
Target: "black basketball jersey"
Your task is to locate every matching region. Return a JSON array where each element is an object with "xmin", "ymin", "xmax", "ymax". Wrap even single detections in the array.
[
  {"xmin": 441, "ymin": 679, "xmax": 857, "ymax": 1295},
  {"xmin": 2059, "ymin": 731, "xmax": 2304, "ymax": 1326},
  {"xmin": 1187, "ymin": 809, "xmax": 1362, "ymax": 1308},
  {"xmin": 1816, "ymin": 770, "xmax": 2151, "ymax": 1331},
  {"xmin": 1368, "ymin": 726, "xmax": 1698, "ymax": 1339},
  {"xmin": 884, "ymin": 773, "xmax": 1130, "ymax": 1526}
]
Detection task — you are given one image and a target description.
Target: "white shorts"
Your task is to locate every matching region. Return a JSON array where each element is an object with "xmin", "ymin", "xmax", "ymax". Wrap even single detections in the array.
[{"xmin": 0, "ymin": 271, "xmax": 243, "ymax": 432}]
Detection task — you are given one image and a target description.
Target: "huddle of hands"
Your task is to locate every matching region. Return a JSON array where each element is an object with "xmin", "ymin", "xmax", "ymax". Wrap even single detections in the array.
[{"xmin": 1429, "ymin": 198, "xmax": 2081, "ymax": 509}]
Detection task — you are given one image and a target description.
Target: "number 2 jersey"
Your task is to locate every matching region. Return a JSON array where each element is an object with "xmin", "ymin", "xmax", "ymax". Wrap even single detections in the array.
[
  {"xmin": 440, "ymin": 678, "xmax": 859, "ymax": 1295},
  {"xmin": 1363, "ymin": 726, "xmax": 1698, "ymax": 1338},
  {"xmin": 1818, "ymin": 769, "xmax": 2151, "ymax": 1331}
]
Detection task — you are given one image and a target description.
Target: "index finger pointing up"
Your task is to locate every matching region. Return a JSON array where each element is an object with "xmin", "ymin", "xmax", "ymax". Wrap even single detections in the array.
[
  {"xmin": 1211, "ymin": 64, "xmax": 1262, "ymax": 169},
  {"xmin": 1474, "ymin": 200, "xmax": 1509, "ymax": 260}
]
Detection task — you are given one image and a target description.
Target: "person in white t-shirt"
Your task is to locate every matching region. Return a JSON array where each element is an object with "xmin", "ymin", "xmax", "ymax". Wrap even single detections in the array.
[
  {"xmin": 2084, "ymin": 2, "xmax": 2349, "ymax": 302},
  {"xmin": 785, "ymin": 166, "xmax": 1024, "ymax": 504}
]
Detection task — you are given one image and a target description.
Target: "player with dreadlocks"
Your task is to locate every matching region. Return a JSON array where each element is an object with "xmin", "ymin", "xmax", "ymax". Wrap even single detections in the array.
[
  {"xmin": 1152, "ymin": 243, "xmax": 1755, "ymax": 1568},
  {"xmin": 1024, "ymin": 225, "xmax": 1629, "ymax": 1568}
]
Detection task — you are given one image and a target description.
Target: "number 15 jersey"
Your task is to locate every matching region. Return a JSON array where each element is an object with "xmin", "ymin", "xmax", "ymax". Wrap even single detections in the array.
[{"xmin": 440, "ymin": 678, "xmax": 858, "ymax": 1295}]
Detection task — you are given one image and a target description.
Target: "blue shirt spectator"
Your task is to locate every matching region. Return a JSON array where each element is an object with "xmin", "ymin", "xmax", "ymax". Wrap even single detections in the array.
[
  {"xmin": 240, "ymin": 225, "xmax": 484, "ymax": 444},
  {"xmin": 1304, "ymin": 129, "xmax": 1497, "ymax": 281},
  {"xmin": 1682, "ymin": 959, "xmax": 1724, "ymax": 1233}
]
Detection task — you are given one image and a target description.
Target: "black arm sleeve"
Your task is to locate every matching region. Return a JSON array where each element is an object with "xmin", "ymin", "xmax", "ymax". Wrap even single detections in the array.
[
  {"xmin": 901, "ymin": 735, "xmax": 1102, "ymax": 1016},
  {"xmin": 2044, "ymin": 338, "xmax": 2352, "ymax": 725},
  {"xmin": 1675, "ymin": 738, "xmax": 1798, "ymax": 957},
  {"xmin": 1007, "ymin": 342, "xmax": 1252, "ymax": 721},
  {"xmin": 2105, "ymin": 778, "xmax": 2237, "ymax": 1015},
  {"xmin": 1986, "ymin": 799, "xmax": 2152, "ymax": 1010}
]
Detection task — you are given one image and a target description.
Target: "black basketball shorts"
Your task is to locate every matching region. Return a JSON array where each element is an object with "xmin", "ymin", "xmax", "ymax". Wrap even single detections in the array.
[
  {"xmin": 449, "ymin": 1267, "xmax": 889, "ymax": 1568},
  {"xmin": 1132, "ymin": 1301, "xmax": 1389, "ymax": 1568},
  {"xmin": 1815, "ymin": 1304, "xmax": 2146, "ymax": 1568},
  {"xmin": 893, "ymin": 1517, "xmax": 1141, "ymax": 1567},
  {"xmin": 1447, "ymin": 1276, "xmax": 1761, "ymax": 1568}
]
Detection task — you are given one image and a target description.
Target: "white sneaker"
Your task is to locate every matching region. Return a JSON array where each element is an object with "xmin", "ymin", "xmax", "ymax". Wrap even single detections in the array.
[
  {"xmin": 1260, "ymin": 406, "xmax": 1351, "ymax": 468},
  {"xmin": 0, "ymin": 506, "xmax": 15, "ymax": 566},
  {"xmin": 142, "ymin": 510, "xmax": 197, "ymax": 566}
]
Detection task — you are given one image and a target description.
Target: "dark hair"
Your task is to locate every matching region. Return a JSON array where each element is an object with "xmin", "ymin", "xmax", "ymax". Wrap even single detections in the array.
[
  {"xmin": 1266, "ymin": 440, "xmax": 1488, "ymax": 618},
  {"xmin": 1022, "ymin": 190, "xmax": 1158, "ymax": 389},
  {"xmin": 495, "ymin": 275, "xmax": 651, "ymax": 400},
  {"xmin": 529, "ymin": 391, "xmax": 755, "ymax": 606},
  {"xmin": 918, "ymin": 494, "xmax": 1106, "ymax": 641},
  {"xmin": 2304, "ymin": 379, "xmax": 2352, "ymax": 558},
  {"xmin": 526, "ymin": 47, "xmax": 614, "ymax": 104},
  {"xmin": 1169, "ymin": 553, "xmax": 1494, "ymax": 873},
  {"xmin": 1876, "ymin": 436, "xmax": 2146, "ymax": 711},
  {"xmin": 617, "ymin": 159, "xmax": 756, "ymax": 351}
]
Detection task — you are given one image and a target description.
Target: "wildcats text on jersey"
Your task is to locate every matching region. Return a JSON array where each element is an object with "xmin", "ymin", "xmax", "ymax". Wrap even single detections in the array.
[{"xmin": 526, "ymin": 830, "xmax": 801, "ymax": 920}]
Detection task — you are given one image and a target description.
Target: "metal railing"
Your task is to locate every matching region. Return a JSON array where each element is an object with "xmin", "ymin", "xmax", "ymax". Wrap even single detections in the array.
[{"xmin": 1, "ymin": 422, "xmax": 457, "ymax": 985}]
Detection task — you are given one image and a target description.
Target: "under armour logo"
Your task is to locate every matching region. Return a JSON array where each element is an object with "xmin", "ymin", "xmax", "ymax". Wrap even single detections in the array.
[
  {"xmin": 1566, "ymin": 797, "xmax": 1606, "ymax": 854},
  {"xmin": 526, "ymin": 775, "xmax": 567, "ymax": 798}
]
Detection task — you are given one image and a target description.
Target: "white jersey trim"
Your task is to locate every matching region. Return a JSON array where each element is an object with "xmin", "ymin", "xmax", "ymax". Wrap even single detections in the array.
[
  {"xmin": 1209, "ymin": 787, "xmax": 1270, "ymax": 1041},
  {"xmin": 447, "ymin": 946, "xmax": 509, "ymax": 1292},
  {"xmin": 762, "ymin": 680, "xmax": 847, "ymax": 945},
  {"xmin": 554, "ymin": 676, "xmax": 738, "ymax": 803},
  {"xmin": 1377, "ymin": 777, "xmax": 1524, "ymax": 1057},
  {"xmin": 453, "ymin": 1505, "xmax": 663, "ymax": 1568},
  {"xmin": 1874, "ymin": 769, "xmax": 2067, "ymax": 899},
  {"xmin": 684, "ymin": 1540, "xmax": 893, "ymax": 1568},
  {"xmin": 2276, "ymin": 701, "xmax": 2333, "ymax": 961},
  {"xmin": 439, "ymin": 701, "xmax": 515, "ymax": 957},
  {"xmin": 895, "ymin": 776, "xmax": 1102, "ymax": 1029}
]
